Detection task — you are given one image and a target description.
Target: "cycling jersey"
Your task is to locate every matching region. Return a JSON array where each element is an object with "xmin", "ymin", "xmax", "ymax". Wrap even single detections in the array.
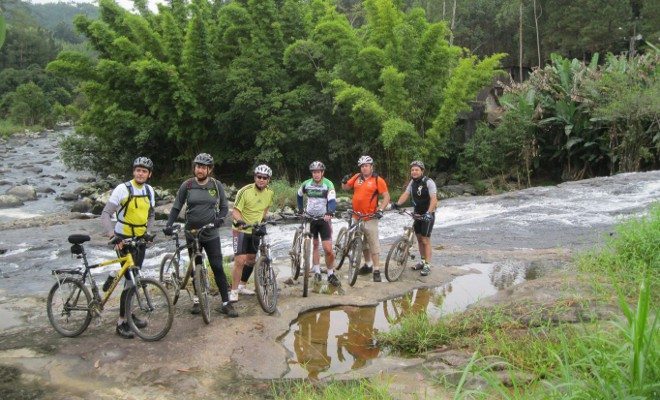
[
  {"xmin": 106, "ymin": 179, "xmax": 155, "ymax": 237},
  {"xmin": 233, "ymin": 183, "xmax": 273, "ymax": 233},
  {"xmin": 346, "ymin": 173, "xmax": 388, "ymax": 216},
  {"xmin": 297, "ymin": 177, "xmax": 336, "ymax": 217},
  {"xmin": 405, "ymin": 176, "xmax": 437, "ymax": 214}
]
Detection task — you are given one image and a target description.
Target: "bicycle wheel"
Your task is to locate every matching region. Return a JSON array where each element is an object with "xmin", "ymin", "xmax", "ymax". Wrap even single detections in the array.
[
  {"xmin": 334, "ymin": 227, "xmax": 348, "ymax": 270},
  {"xmin": 290, "ymin": 228, "xmax": 302, "ymax": 280},
  {"xmin": 159, "ymin": 253, "xmax": 182, "ymax": 305},
  {"xmin": 254, "ymin": 256, "xmax": 278, "ymax": 314},
  {"xmin": 194, "ymin": 263, "xmax": 211, "ymax": 324},
  {"xmin": 346, "ymin": 233, "xmax": 363, "ymax": 287},
  {"xmin": 385, "ymin": 237, "xmax": 409, "ymax": 282},
  {"xmin": 47, "ymin": 277, "xmax": 92, "ymax": 337},
  {"xmin": 126, "ymin": 278, "xmax": 173, "ymax": 341},
  {"xmin": 302, "ymin": 237, "xmax": 311, "ymax": 297}
]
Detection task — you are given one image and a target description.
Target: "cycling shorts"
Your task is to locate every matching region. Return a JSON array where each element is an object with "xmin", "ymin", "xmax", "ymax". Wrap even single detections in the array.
[
  {"xmin": 232, "ymin": 230, "xmax": 260, "ymax": 255},
  {"xmin": 310, "ymin": 219, "xmax": 333, "ymax": 241},
  {"xmin": 413, "ymin": 214, "xmax": 435, "ymax": 237}
]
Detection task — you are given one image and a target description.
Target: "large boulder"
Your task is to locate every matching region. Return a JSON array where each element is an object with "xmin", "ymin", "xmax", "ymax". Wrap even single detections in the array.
[
  {"xmin": 58, "ymin": 192, "xmax": 79, "ymax": 201},
  {"xmin": 6, "ymin": 185, "xmax": 37, "ymax": 201},
  {"xmin": 71, "ymin": 197, "xmax": 94, "ymax": 213},
  {"xmin": 0, "ymin": 195, "xmax": 23, "ymax": 208},
  {"xmin": 438, "ymin": 183, "xmax": 477, "ymax": 198}
]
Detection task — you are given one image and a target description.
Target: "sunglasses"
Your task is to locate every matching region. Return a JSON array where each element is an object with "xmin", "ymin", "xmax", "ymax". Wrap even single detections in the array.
[{"xmin": 255, "ymin": 175, "xmax": 270, "ymax": 180}]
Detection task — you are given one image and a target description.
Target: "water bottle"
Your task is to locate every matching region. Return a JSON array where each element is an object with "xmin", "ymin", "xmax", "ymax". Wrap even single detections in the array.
[{"xmin": 102, "ymin": 272, "xmax": 116, "ymax": 292}]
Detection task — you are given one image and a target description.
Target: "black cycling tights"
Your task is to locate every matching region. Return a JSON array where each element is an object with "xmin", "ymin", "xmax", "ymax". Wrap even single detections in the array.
[{"xmin": 187, "ymin": 237, "xmax": 230, "ymax": 303}]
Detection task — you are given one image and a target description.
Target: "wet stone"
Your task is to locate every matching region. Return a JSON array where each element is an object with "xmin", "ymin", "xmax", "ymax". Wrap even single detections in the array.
[
  {"xmin": 0, "ymin": 194, "xmax": 25, "ymax": 208},
  {"xmin": 58, "ymin": 192, "xmax": 78, "ymax": 201},
  {"xmin": 6, "ymin": 185, "xmax": 37, "ymax": 201},
  {"xmin": 71, "ymin": 197, "xmax": 94, "ymax": 213}
]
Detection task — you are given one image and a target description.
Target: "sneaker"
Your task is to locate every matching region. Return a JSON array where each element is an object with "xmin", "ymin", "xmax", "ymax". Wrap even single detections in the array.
[
  {"xmin": 327, "ymin": 273, "xmax": 341, "ymax": 287},
  {"xmin": 237, "ymin": 285, "xmax": 255, "ymax": 295},
  {"xmin": 131, "ymin": 314, "xmax": 147, "ymax": 329},
  {"xmin": 190, "ymin": 302, "xmax": 200, "ymax": 315},
  {"xmin": 359, "ymin": 264, "xmax": 373, "ymax": 275},
  {"xmin": 115, "ymin": 322, "xmax": 134, "ymax": 339},
  {"xmin": 229, "ymin": 290, "xmax": 239, "ymax": 303},
  {"xmin": 314, "ymin": 273, "xmax": 323, "ymax": 284},
  {"xmin": 421, "ymin": 263, "xmax": 431, "ymax": 276},
  {"xmin": 218, "ymin": 303, "xmax": 238, "ymax": 318},
  {"xmin": 373, "ymin": 270, "xmax": 382, "ymax": 282},
  {"xmin": 411, "ymin": 262, "xmax": 424, "ymax": 271}
]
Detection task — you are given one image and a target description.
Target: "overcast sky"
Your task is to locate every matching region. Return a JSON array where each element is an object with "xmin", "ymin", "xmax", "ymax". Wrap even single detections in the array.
[{"xmin": 27, "ymin": 0, "xmax": 166, "ymax": 12}]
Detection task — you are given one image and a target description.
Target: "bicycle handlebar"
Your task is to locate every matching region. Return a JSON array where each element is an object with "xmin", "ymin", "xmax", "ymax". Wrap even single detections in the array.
[
  {"xmin": 109, "ymin": 233, "xmax": 156, "ymax": 246},
  {"xmin": 343, "ymin": 209, "xmax": 377, "ymax": 220},
  {"xmin": 398, "ymin": 209, "xmax": 426, "ymax": 220}
]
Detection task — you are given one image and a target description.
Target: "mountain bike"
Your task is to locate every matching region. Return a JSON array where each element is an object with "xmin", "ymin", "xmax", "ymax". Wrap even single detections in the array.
[
  {"xmin": 384, "ymin": 209, "xmax": 422, "ymax": 282},
  {"xmin": 332, "ymin": 209, "xmax": 376, "ymax": 287},
  {"xmin": 47, "ymin": 234, "xmax": 173, "ymax": 341},
  {"xmin": 245, "ymin": 220, "xmax": 278, "ymax": 314},
  {"xmin": 289, "ymin": 212, "xmax": 326, "ymax": 297},
  {"xmin": 159, "ymin": 223, "xmax": 215, "ymax": 324}
]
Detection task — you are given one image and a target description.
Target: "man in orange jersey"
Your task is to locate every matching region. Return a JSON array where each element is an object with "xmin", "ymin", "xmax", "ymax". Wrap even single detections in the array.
[{"xmin": 341, "ymin": 155, "xmax": 390, "ymax": 282}]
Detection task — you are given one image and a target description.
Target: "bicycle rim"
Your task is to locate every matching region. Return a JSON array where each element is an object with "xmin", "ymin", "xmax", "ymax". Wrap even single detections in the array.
[
  {"xmin": 290, "ymin": 228, "xmax": 302, "ymax": 280},
  {"xmin": 47, "ymin": 278, "xmax": 92, "ymax": 337},
  {"xmin": 334, "ymin": 227, "xmax": 348, "ymax": 270},
  {"xmin": 127, "ymin": 278, "xmax": 173, "ymax": 341},
  {"xmin": 347, "ymin": 235, "xmax": 363, "ymax": 287},
  {"xmin": 385, "ymin": 238, "xmax": 408, "ymax": 282},
  {"xmin": 159, "ymin": 253, "xmax": 182, "ymax": 305},
  {"xmin": 302, "ymin": 238, "xmax": 311, "ymax": 297},
  {"xmin": 194, "ymin": 264, "xmax": 211, "ymax": 324},
  {"xmin": 254, "ymin": 257, "xmax": 278, "ymax": 314}
]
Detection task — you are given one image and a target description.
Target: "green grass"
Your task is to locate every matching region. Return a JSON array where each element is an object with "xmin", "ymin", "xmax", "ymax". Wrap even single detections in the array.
[
  {"xmin": 268, "ymin": 179, "xmax": 300, "ymax": 211},
  {"xmin": 273, "ymin": 379, "xmax": 393, "ymax": 400},
  {"xmin": 0, "ymin": 120, "xmax": 42, "ymax": 137}
]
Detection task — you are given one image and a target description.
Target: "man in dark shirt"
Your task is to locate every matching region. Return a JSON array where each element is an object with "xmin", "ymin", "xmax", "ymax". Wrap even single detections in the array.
[{"xmin": 164, "ymin": 153, "xmax": 237, "ymax": 317}]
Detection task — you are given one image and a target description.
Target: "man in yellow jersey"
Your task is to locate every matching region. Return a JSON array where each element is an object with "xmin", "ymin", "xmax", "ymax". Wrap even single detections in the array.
[
  {"xmin": 101, "ymin": 157, "xmax": 155, "ymax": 339},
  {"xmin": 230, "ymin": 164, "xmax": 274, "ymax": 302}
]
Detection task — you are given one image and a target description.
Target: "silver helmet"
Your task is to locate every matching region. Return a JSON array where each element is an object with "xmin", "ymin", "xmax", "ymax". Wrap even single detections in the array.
[
  {"xmin": 309, "ymin": 161, "xmax": 325, "ymax": 171},
  {"xmin": 133, "ymin": 156, "xmax": 153, "ymax": 171},
  {"xmin": 357, "ymin": 155, "xmax": 373, "ymax": 166},
  {"xmin": 410, "ymin": 160, "xmax": 425, "ymax": 170},
  {"xmin": 193, "ymin": 153, "xmax": 214, "ymax": 166},
  {"xmin": 254, "ymin": 164, "xmax": 272, "ymax": 177}
]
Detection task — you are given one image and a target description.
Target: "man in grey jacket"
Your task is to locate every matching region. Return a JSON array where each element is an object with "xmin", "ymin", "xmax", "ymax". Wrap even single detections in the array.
[{"xmin": 164, "ymin": 153, "xmax": 237, "ymax": 317}]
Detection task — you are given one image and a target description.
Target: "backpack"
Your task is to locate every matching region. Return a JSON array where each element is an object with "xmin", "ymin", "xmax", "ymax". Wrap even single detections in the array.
[
  {"xmin": 184, "ymin": 177, "xmax": 221, "ymax": 209},
  {"xmin": 115, "ymin": 181, "xmax": 154, "ymax": 236}
]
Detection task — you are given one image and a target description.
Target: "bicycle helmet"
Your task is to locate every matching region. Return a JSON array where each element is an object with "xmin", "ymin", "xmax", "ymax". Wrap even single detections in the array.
[
  {"xmin": 309, "ymin": 161, "xmax": 325, "ymax": 171},
  {"xmin": 193, "ymin": 153, "xmax": 214, "ymax": 166},
  {"xmin": 254, "ymin": 164, "xmax": 272, "ymax": 177},
  {"xmin": 133, "ymin": 156, "xmax": 153, "ymax": 171},
  {"xmin": 357, "ymin": 155, "xmax": 373, "ymax": 166},
  {"xmin": 410, "ymin": 160, "xmax": 425, "ymax": 170}
]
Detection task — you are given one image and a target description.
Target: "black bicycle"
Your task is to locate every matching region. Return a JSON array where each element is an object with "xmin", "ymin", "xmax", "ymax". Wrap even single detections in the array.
[
  {"xmin": 159, "ymin": 223, "xmax": 215, "ymax": 324},
  {"xmin": 243, "ymin": 220, "xmax": 279, "ymax": 314},
  {"xmin": 333, "ymin": 209, "xmax": 376, "ymax": 286},
  {"xmin": 289, "ymin": 212, "xmax": 326, "ymax": 297}
]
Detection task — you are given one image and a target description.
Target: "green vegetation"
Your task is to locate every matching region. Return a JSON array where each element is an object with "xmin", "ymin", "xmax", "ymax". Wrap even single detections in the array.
[
  {"xmin": 376, "ymin": 206, "xmax": 659, "ymax": 398},
  {"xmin": 273, "ymin": 379, "xmax": 393, "ymax": 400}
]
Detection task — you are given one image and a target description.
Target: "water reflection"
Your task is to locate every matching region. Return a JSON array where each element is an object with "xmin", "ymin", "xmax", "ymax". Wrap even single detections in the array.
[{"xmin": 282, "ymin": 262, "xmax": 565, "ymax": 378}]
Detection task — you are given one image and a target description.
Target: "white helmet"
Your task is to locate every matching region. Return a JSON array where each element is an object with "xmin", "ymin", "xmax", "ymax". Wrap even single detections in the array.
[
  {"xmin": 254, "ymin": 164, "xmax": 272, "ymax": 177},
  {"xmin": 309, "ymin": 161, "xmax": 325, "ymax": 171},
  {"xmin": 357, "ymin": 155, "xmax": 373, "ymax": 166}
]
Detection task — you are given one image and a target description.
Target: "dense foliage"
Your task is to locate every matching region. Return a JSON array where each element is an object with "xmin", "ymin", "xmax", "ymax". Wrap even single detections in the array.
[
  {"xmin": 460, "ymin": 51, "xmax": 659, "ymax": 184},
  {"xmin": 47, "ymin": 0, "xmax": 503, "ymax": 181}
]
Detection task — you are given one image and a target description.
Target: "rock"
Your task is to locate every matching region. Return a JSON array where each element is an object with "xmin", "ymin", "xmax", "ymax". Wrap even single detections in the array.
[
  {"xmin": 438, "ymin": 184, "xmax": 477, "ymax": 198},
  {"xmin": 52, "ymin": 174, "xmax": 65, "ymax": 180},
  {"xmin": 6, "ymin": 185, "xmax": 37, "ymax": 200},
  {"xmin": 74, "ymin": 184, "xmax": 97, "ymax": 197},
  {"xmin": 37, "ymin": 186, "xmax": 56, "ymax": 194},
  {"xmin": 27, "ymin": 166, "xmax": 43, "ymax": 173},
  {"xmin": 96, "ymin": 189, "xmax": 112, "ymax": 206},
  {"xmin": 0, "ymin": 195, "xmax": 23, "ymax": 208},
  {"xmin": 58, "ymin": 192, "xmax": 79, "ymax": 201},
  {"xmin": 71, "ymin": 197, "xmax": 94, "ymax": 213},
  {"xmin": 76, "ymin": 175, "xmax": 97, "ymax": 183},
  {"xmin": 91, "ymin": 202, "xmax": 105, "ymax": 215},
  {"xmin": 154, "ymin": 203, "xmax": 185, "ymax": 221},
  {"xmin": 0, "ymin": 180, "xmax": 11, "ymax": 186}
]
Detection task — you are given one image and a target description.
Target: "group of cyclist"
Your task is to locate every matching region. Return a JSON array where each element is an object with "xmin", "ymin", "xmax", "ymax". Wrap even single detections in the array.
[{"xmin": 102, "ymin": 153, "xmax": 438, "ymax": 339}]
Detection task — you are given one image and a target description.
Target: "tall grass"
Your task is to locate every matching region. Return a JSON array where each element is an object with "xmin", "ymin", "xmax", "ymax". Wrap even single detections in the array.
[
  {"xmin": 273, "ymin": 379, "xmax": 393, "ymax": 400},
  {"xmin": 268, "ymin": 179, "xmax": 299, "ymax": 211}
]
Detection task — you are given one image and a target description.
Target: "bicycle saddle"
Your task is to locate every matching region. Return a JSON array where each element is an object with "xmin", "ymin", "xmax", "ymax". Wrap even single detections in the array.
[{"xmin": 68, "ymin": 234, "xmax": 91, "ymax": 244}]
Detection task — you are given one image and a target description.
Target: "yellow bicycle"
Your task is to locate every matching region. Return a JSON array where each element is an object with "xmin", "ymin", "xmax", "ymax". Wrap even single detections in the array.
[{"xmin": 47, "ymin": 234, "xmax": 173, "ymax": 341}]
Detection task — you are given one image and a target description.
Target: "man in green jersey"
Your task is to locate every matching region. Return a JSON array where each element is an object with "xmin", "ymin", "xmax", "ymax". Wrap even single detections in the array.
[
  {"xmin": 230, "ymin": 164, "xmax": 274, "ymax": 302},
  {"xmin": 296, "ymin": 161, "xmax": 340, "ymax": 287}
]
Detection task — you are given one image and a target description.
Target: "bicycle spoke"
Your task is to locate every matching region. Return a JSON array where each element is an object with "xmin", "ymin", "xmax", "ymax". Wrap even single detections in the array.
[
  {"xmin": 47, "ymin": 278, "xmax": 92, "ymax": 337},
  {"xmin": 127, "ymin": 278, "xmax": 173, "ymax": 341}
]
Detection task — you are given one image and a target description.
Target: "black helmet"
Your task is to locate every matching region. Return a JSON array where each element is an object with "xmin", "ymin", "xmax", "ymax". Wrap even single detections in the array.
[
  {"xmin": 193, "ymin": 153, "xmax": 214, "ymax": 166},
  {"xmin": 309, "ymin": 161, "xmax": 325, "ymax": 171},
  {"xmin": 133, "ymin": 156, "xmax": 153, "ymax": 171},
  {"xmin": 410, "ymin": 160, "xmax": 425, "ymax": 170}
]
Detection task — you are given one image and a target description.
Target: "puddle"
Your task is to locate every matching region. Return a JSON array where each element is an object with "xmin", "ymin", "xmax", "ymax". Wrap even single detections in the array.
[{"xmin": 280, "ymin": 261, "xmax": 563, "ymax": 378}]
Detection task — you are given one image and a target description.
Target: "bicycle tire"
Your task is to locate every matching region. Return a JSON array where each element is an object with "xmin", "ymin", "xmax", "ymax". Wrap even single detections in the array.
[
  {"xmin": 347, "ymin": 233, "xmax": 363, "ymax": 287},
  {"xmin": 194, "ymin": 263, "xmax": 211, "ymax": 324},
  {"xmin": 385, "ymin": 237, "xmax": 409, "ymax": 282},
  {"xmin": 126, "ymin": 278, "xmax": 173, "ymax": 341},
  {"xmin": 254, "ymin": 256, "xmax": 278, "ymax": 314},
  {"xmin": 290, "ymin": 228, "xmax": 302, "ymax": 280},
  {"xmin": 47, "ymin": 277, "xmax": 92, "ymax": 337},
  {"xmin": 334, "ymin": 227, "xmax": 348, "ymax": 270},
  {"xmin": 302, "ymin": 237, "xmax": 311, "ymax": 297},
  {"xmin": 159, "ymin": 253, "xmax": 182, "ymax": 305}
]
